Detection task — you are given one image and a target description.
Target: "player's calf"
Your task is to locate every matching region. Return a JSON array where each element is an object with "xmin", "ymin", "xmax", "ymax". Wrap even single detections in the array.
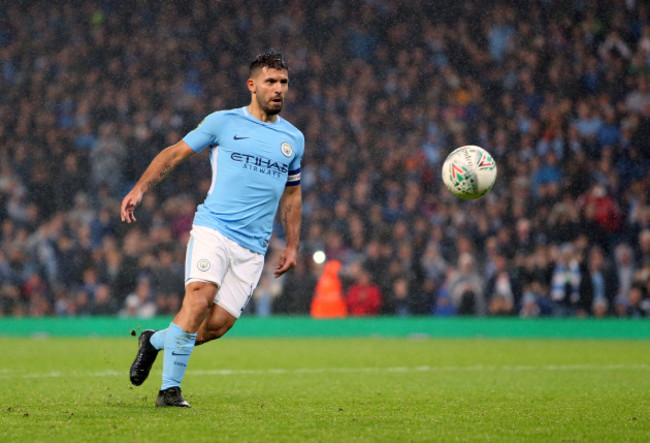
[{"xmin": 195, "ymin": 305, "xmax": 237, "ymax": 345}]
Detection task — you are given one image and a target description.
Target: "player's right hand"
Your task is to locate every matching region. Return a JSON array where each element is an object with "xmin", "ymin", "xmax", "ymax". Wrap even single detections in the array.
[{"xmin": 120, "ymin": 189, "xmax": 143, "ymax": 223}]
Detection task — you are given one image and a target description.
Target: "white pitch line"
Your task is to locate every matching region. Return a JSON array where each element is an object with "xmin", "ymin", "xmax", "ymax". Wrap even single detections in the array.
[{"xmin": 1, "ymin": 363, "xmax": 649, "ymax": 380}]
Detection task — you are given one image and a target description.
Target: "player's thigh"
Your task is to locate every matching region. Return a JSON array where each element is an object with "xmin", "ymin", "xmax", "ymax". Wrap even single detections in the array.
[
  {"xmin": 185, "ymin": 225, "xmax": 230, "ymax": 289},
  {"xmin": 214, "ymin": 246, "xmax": 264, "ymax": 319}
]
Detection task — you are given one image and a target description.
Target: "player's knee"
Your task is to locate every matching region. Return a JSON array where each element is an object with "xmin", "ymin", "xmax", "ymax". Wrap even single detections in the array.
[
  {"xmin": 182, "ymin": 283, "xmax": 216, "ymax": 316},
  {"xmin": 183, "ymin": 294, "xmax": 210, "ymax": 316}
]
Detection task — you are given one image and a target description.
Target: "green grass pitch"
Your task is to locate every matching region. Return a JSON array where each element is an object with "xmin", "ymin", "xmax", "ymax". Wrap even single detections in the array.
[{"xmin": 1, "ymin": 336, "xmax": 650, "ymax": 442}]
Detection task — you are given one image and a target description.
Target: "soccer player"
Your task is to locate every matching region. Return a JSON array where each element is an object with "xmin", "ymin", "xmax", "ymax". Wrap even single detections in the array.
[{"xmin": 120, "ymin": 52, "xmax": 304, "ymax": 407}]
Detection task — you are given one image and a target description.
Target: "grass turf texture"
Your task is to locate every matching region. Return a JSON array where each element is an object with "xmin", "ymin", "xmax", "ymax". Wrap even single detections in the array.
[{"xmin": 1, "ymin": 337, "xmax": 649, "ymax": 442}]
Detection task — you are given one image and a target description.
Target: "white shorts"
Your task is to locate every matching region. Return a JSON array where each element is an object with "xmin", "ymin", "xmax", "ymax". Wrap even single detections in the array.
[{"xmin": 185, "ymin": 225, "xmax": 265, "ymax": 318}]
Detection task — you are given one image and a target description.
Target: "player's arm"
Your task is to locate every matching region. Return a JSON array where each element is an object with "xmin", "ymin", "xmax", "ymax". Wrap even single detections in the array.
[
  {"xmin": 121, "ymin": 140, "xmax": 195, "ymax": 223},
  {"xmin": 274, "ymin": 184, "xmax": 302, "ymax": 278}
]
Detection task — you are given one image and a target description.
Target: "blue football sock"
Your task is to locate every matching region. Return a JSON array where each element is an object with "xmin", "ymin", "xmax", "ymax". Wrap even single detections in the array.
[
  {"xmin": 150, "ymin": 329, "xmax": 167, "ymax": 350},
  {"xmin": 161, "ymin": 322, "xmax": 197, "ymax": 390}
]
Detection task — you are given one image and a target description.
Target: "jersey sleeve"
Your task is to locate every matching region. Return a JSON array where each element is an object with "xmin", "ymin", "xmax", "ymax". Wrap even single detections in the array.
[
  {"xmin": 286, "ymin": 132, "xmax": 305, "ymax": 187},
  {"xmin": 182, "ymin": 112, "xmax": 224, "ymax": 153}
]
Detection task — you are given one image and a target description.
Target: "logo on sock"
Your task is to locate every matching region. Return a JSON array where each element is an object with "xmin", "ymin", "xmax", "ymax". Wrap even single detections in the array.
[
  {"xmin": 197, "ymin": 259, "xmax": 211, "ymax": 271},
  {"xmin": 171, "ymin": 351, "xmax": 191, "ymax": 356}
]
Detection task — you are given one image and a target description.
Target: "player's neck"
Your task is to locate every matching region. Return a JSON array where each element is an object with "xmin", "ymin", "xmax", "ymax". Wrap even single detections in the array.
[{"xmin": 247, "ymin": 104, "xmax": 279, "ymax": 123}]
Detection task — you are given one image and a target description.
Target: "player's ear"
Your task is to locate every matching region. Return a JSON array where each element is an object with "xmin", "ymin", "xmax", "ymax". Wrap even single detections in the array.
[{"xmin": 247, "ymin": 78, "xmax": 256, "ymax": 94}]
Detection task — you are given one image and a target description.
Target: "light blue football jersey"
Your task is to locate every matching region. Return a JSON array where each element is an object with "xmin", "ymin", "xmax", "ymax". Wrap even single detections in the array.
[{"xmin": 182, "ymin": 106, "xmax": 304, "ymax": 254}]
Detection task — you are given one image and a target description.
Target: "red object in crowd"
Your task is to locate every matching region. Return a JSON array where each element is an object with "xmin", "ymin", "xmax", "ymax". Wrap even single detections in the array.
[
  {"xmin": 310, "ymin": 260, "xmax": 347, "ymax": 318},
  {"xmin": 579, "ymin": 185, "xmax": 623, "ymax": 233},
  {"xmin": 345, "ymin": 282, "xmax": 382, "ymax": 316}
]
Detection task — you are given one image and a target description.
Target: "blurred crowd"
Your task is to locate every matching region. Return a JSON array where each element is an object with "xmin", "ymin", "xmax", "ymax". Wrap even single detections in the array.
[{"xmin": 1, "ymin": 0, "xmax": 650, "ymax": 319}]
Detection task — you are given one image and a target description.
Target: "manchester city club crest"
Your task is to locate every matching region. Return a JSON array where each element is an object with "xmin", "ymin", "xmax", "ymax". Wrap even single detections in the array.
[
  {"xmin": 197, "ymin": 259, "xmax": 211, "ymax": 271},
  {"xmin": 281, "ymin": 142, "xmax": 293, "ymax": 157}
]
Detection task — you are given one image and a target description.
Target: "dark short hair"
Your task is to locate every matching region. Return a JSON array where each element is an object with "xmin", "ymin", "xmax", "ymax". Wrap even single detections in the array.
[{"xmin": 249, "ymin": 52, "xmax": 289, "ymax": 75}]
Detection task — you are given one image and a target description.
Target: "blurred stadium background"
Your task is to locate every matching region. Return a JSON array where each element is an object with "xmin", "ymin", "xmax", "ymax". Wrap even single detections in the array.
[{"xmin": 1, "ymin": 0, "xmax": 650, "ymax": 323}]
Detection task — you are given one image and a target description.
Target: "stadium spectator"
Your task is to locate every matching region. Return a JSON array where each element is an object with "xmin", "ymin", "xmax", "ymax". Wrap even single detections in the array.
[
  {"xmin": 432, "ymin": 274, "xmax": 456, "ymax": 317},
  {"xmin": 345, "ymin": 266, "xmax": 382, "ymax": 316},
  {"xmin": 272, "ymin": 255, "xmax": 317, "ymax": 315},
  {"xmin": 614, "ymin": 243, "xmax": 636, "ymax": 304},
  {"xmin": 447, "ymin": 253, "xmax": 486, "ymax": 316},
  {"xmin": 587, "ymin": 245, "xmax": 618, "ymax": 314},
  {"xmin": 617, "ymin": 284, "xmax": 650, "ymax": 318},
  {"xmin": 90, "ymin": 284, "xmax": 118, "ymax": 316},
  {"xmin": 485, "ymin": 253, "xmax": 519, "ymax": 316},
  {"xmin": 549, "ymin": 243, "xmax": 593, "ymax": 317},
  {"xmin": 120, "ymin": 277, "xmax": 157, "ymax": 319},
  {"xmin": 384, "ymin": 277, "xmax": 413, "ymax": 316}
]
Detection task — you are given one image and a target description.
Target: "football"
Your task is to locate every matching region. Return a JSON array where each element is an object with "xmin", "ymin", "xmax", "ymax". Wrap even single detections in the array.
[{"xmin": 441, "ymin": 145, "xmax": 497, "ymax": 200}]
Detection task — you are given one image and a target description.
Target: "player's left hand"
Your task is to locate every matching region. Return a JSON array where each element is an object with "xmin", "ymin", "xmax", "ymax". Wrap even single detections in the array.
[{"xmin": 274, "ymin": 247, "xmax": 298, "ymax": 278}]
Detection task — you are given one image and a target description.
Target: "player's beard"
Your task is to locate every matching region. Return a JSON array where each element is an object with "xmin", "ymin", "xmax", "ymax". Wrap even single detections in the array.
[{"xmin": 258, "ymin": 95, "xmax": 283, "ymax": 116}]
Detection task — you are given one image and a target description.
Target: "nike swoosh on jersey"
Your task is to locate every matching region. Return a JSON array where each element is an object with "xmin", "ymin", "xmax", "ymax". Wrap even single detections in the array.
[{"xmin": 233, "ymin": 135, "xmax": 249, "ymax": 140}]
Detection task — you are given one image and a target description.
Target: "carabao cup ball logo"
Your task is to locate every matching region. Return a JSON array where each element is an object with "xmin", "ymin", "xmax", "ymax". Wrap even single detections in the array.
[
  {"xmin": 281, "ymin": 142, "xmax": 293, "ymax": 157},
  {"xmin": 197, "ymin": 259, "xmax": 211, "ymax": 272},
  {"xmin": 442, "ymin": 145, "xmax": 497, "ymax": 200}
]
